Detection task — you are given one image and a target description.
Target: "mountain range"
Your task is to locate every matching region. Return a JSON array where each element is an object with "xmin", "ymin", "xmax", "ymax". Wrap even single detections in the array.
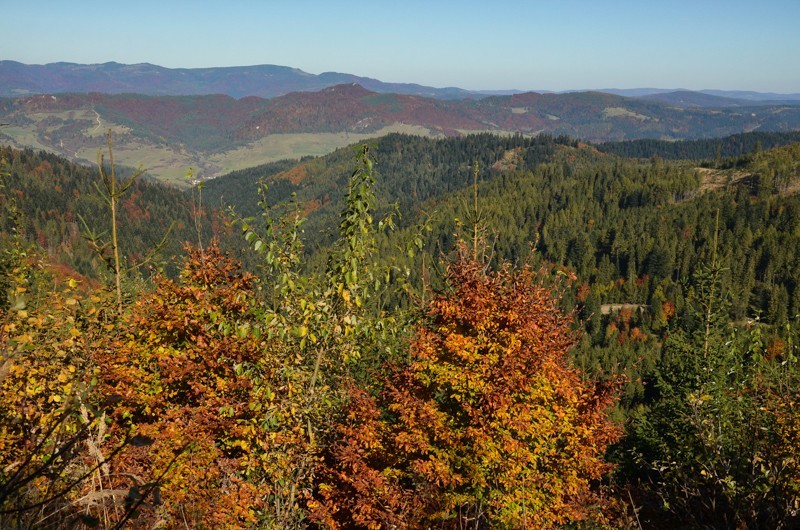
[
  {"xmin": 4, "ymin": 61, "xmax": 800, "ymax": 104},
  {"xmin": 1, "ymin": 61, "xmax": 800, "ymax": 184},
  {"xmin": 0, "ymin": 61, "xmax": 477, "ymax": 100}
]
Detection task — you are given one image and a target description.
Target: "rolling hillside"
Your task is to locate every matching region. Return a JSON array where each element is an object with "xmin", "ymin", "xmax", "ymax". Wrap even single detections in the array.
[{"xmin": 3, "ymin": 85, "xmax": 800, "ymax": 184}]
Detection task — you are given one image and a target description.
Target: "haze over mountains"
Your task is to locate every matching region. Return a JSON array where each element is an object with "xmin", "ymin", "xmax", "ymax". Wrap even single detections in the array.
[
  {"xmin": 0, "ymin": 61, "xmax": 478, "ymax": 100},
  {"xmin": 1, "ymin": 61, "xmax": 800, "ymax": 183},
  {"xmin": 3, "ymin": 61, "xmax": 800, "ymax": 103}
]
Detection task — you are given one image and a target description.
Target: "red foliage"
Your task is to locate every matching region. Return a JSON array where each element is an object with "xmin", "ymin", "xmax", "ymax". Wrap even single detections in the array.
[
  {"xmin": 662, "ymin": 299, "xmax": 676, "ymax": 320},
  {"xmin": 576, "ymin": 282, "xmax": 591, "ymax": 302},
  {"xmin": 313, "ymin": 249, "xmax": 621, "ymax": 528},
  {"xmin": 766, "ymin": 338, "xmax": 787, "ymax": 360}
]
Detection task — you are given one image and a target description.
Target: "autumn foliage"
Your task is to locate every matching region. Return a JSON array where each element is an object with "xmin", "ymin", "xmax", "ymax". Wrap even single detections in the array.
[
  {"xmin": 0, "ymin": 255, "xmax": 104, "ymax": 529},
  {"xmin": 95, "ymin": 243, "xmax": 267, "ymax": 527},
  {"xmin": 312, "ymin": 246, "xmax": 621, "ymax": 529},
  {"xmin": 8, "ymin": 134, "xmax": 800, "ymax": 529}
]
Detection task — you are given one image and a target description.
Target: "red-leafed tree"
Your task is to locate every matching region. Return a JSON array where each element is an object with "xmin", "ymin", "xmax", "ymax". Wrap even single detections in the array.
[{"xmin": 313, "ymin": 244, "xmax": 621, "ymax": 529}]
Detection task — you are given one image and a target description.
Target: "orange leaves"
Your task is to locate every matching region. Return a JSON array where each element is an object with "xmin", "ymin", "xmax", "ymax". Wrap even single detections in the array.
[
  {"xmin": 312, "ymin": 383, "xmax": 427, "ymax": 530},
  {"xmin": 95, "ymin": 243, "xmax": 272, "ymax": 527},
  {"xmin": 314, "ymin": 247, "xmax": 621, "ymax": 528}
]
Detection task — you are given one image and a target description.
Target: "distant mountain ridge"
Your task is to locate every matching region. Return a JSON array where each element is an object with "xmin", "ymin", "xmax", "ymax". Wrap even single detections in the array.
[
  {"xmin": 598, "ymin": 88, "xmax": 800, "ymax": 103},
  {"xmin": 3, "ymin": 61, "xmax": 799, "ymax": 105},
  {"xmin": 0, "ymin": 60, "xmax": 478, "ymax": 100}
]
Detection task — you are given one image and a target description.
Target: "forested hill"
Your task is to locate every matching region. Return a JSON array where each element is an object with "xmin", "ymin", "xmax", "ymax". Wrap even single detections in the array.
[
  {"xmin": 410, "ymin": 140, "xmax": 800, "ymax": 319},
  {"xmin": 4, "ymin": 86, "xmax": 800, "ymax": 183},
  {"xmin": 205, "ymin": 133, "xmax": 580, "ymax": 217},
  {"xmin": 391, "ymin": 140, "xmax": 800, "ymax": 407},
  {"xmin": 206, "ymin": 132, "xmax": 800, "ymax": 395},
  {"xmin": 597, "ymin": 130, "xmax": 800, "ymax": 160},
  {"xmin": 0, "ymin": 146, "xmax": 236, "ymax": 282},
  {"xmin": 206, "ymin": 130, "xmax": 800, "ymax": 252}
]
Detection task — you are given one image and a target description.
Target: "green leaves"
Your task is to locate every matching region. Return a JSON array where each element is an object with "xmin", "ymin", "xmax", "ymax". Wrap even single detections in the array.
[{"xmin": 625, "ymin": 244, "xmax": 800, "ymax": 527}]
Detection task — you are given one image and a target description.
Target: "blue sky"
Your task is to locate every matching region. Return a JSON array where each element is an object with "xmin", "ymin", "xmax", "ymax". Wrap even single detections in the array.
[{"xmin": 3, "ymin": 0, "xmax": 799, "ymax": 93}]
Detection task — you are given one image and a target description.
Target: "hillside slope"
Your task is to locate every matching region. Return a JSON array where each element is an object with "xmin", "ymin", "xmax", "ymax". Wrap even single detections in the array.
[
  {"xmin": 0, "ymin": 145, "xmax": 238, "ymax": 280},
  {"xmin": 3, "ymin": 86, "xmax": 800, "ymax": 183}
]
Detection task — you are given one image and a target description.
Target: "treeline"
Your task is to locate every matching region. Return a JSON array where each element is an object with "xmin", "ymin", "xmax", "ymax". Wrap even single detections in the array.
[
  {"xmin": 596, "ymin": 130, "xmax": 800, "ymax": 160},
  {"xmin": 205, "ymin": 132, "xmax": 581, "ymax": 251}
]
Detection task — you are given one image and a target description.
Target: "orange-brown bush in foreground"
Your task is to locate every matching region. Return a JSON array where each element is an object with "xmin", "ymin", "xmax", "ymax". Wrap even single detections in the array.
[
  {"xmin": 96, "ymin": 244, "xmax": 267, "ymax": 528},
  {"xmin": 312, "ymin": 248, "xmax": 621, "ymax": 529}
]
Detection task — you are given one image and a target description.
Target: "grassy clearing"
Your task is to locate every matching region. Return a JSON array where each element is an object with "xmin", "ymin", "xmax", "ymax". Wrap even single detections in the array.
[
  {"xmin": 74, "ymin": 142, "xmax": 197, "ymax": 187},
  {"xmin": 602, "ymin": 107, "xmax": 650, "ymax": 121},
  {"xmin": 0, "ymin": 126, "xmax": 51, "ymax": 151},
  {"xmin": 600, "ymin": 303, "xmax": 648, "ymax": 315},
  {"xmin": 209, "ymin": 124, "xmax": 438, "ymax": 173},
  {"xmin": 695, "ymin": 167, "xmax": 752, "ymax": 194}
]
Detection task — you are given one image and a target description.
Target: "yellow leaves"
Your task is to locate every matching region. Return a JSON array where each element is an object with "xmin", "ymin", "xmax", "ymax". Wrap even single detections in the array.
[
  {"xmin": 231, "ymin": 439, "xmax": 251, "ymax": 452},
  {"xmin": 688, "ymin": 392, "xmax": 714, "ymax": 407},
  {"xmin": 14, "ymin": 332, "xmax": 32, "ymax": 345},
  {"xmin": 25, "ymin": 381, "xmax": 43, "ymax": 396},
  {"xmin": 6, "ymin": 362, "xmax": 22, "ymax": 378}
]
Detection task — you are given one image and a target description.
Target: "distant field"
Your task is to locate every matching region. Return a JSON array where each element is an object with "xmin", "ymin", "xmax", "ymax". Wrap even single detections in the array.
[
  {"xmin": 1, "ymin": 126, "xmax": 52, "ymax": 151},
  {"xmin": 208, "ymin": 123, "xmax": 439, "ymax": 176},
  {"xmin": 602, "ymin": 107, "xmax": 650, "ymax": 121},
  {"xmin": 455, "ymin": 129, "xmax": 542, "ymax": 137},
  {"xmin": 71, "ymin": 141, "xmax": 194, "ymax": 187},
  {"xmin": 1, "ymin": 118, "xmax": 440, "ymax": 187}
]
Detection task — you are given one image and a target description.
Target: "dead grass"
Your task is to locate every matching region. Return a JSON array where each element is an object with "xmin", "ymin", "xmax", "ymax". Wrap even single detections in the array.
[
  {"xmin": 695, "ymin": 167, "xmax": 752, "ymax": 193},
  {"xmin": 602, "ymin": 107, "xmax": 650, "ymax": 121}
]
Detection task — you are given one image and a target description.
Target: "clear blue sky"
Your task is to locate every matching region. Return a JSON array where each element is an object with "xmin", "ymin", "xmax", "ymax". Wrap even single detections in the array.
[{"xmin": 3, "ymin": 0, "xmax": 799, "ymax": 93}]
